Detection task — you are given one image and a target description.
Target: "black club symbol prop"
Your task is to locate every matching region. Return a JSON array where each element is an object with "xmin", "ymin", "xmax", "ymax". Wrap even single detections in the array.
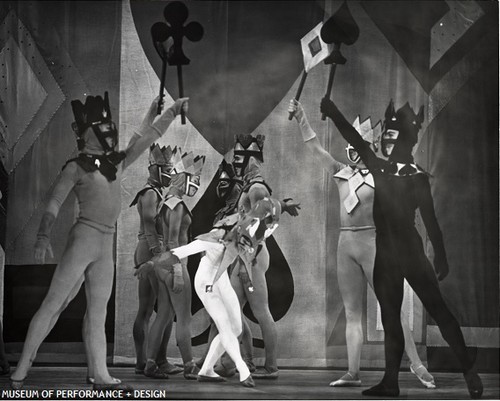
[{"xmin": 151, "ymin": 1, "xmax": 204, "ymax": 123}]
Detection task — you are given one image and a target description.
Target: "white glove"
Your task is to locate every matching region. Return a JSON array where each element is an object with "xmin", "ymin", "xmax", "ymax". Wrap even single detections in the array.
[
  {"xmin": 137, "ymin": 97, "xmax": 189, "ymax": 137},
  {"xmin": 288, "ymin": 99, "xmax": 316, "ymax": 142}
]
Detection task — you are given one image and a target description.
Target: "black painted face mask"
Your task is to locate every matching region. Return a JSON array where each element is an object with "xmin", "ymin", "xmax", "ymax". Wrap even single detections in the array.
[{"xmin": 382, "ymin": 100, "xmax": 424, "ymax": 163}]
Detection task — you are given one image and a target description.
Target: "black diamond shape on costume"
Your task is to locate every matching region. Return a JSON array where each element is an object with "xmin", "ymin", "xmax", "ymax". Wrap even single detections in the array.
[{"xmin": 308, "ymin": 36, "xmax": 322, "ymax": 57}]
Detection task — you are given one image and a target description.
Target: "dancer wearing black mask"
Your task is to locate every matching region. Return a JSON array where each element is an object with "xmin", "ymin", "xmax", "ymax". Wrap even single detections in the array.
[{"xmin": 321, "ymin": 98, "xmax": 483, "ymax": 399}]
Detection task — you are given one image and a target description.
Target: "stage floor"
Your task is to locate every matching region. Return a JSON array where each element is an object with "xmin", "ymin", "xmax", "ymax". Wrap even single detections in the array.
[{"xmin": 0, "ymin": 367, "xmax": 498, "ymax": 400}]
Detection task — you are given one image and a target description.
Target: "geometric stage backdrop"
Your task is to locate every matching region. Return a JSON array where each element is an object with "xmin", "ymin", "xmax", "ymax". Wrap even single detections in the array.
[{"xmin": 1, "ymin": 0, "xmax": 498, "ymax": 373}]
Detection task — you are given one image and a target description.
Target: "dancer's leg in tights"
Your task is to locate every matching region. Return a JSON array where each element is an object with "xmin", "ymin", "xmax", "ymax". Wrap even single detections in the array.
[
  {"xmin": 167, "ymin": 264, "xmax": 194, "ymax": 365},
  {"xmin": 240, "ymin": 245, "xmax": 277, "ymax": 373},
  {"xmin": 337, "ymin": 248, "xmax": 365, "ymax": 379},
  {"xmin": 403, "ymin": 254, "xmax": 473, "ymax": 372},
  {"xmin": 11, "ymin": 224, "xmax": 95, "ymax": 383},
  {"xmin": 372, "ymin": 245, "xmax": 405, "ymax": 391},
  {"xmin": 133, "ymin": 241, "xmax": 173, "ymax": 371},
  {"xmin": 83, "ymin": 232, "xmax": 116, "ymax": 385},
  {"xmin": 146, "ymin": 278, "xmax": 174, "ymax": 363},
  {"xmin": 195, "ymin": 256, "xmax": 250, "ymax": 382}
]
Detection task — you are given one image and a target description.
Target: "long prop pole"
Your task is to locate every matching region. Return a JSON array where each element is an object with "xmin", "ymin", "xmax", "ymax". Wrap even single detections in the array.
[
  {"xmin": 321, "ymin": 63, "xmax": 338, "ymax": 120},
  {"xmin": 177, "ymin": 64, "xmax": 186, "ymax": 125},
  {"xmin": 321, "ymin": 43, "xmax": 341, "ymax": 121},
  {"xmin": 157, "ymin": 56, "xmax": 167, "ymax": 115},
  {"xmin": 288, "ymin": 70, "xmax": 308, "ymax": 121}
]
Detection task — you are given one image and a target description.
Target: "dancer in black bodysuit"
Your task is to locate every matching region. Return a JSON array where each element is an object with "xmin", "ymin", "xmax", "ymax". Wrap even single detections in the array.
[{"xmin": 321, "ymin": 98, "xmax": 483, "ymax": 399}]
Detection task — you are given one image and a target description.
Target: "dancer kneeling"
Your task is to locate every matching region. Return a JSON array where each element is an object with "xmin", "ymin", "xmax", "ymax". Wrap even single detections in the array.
[{"xmin": 137, "ymin": 197, "xmax": 282, "ymax": 387}]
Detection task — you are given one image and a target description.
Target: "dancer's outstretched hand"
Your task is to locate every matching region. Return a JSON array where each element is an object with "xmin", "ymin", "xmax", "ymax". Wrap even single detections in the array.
[
  {"xmin": 166, "ymin": 97, "xmax": 189, "ymax": 118},
  {"xmin": 281, "ymin": 198, "xmax": 301, "ymax": 217},
  {"xmin": 135, "ymin": 260, "xmax": 154, "ymax": 280},
  {"xmin": 34, "ymin": 238, "xmax": 54, "ymax": 264},
  {"xmin": 138, "ymin": 97, "xmax": 189, "ymax": 137}
]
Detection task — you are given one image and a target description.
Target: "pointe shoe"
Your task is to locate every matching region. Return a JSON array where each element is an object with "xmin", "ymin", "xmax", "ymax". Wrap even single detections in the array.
[
  {"xmin": 240, "ymin": 375, "xmax": 255, "ymax": 387},
  {"xmin": 362, "ymin": 382, "xmax": 400, "ymax": 397},
  {"xmin": 10, "ymin": 377, "xmax": 25, "ymax": 390},
  {"xmin": 252, "ymin": 367, "xmax": 279, "ymax": 380},
  {"xmin": 87, "ymin": 376, "xmax": 120, "ymax": 385},
  {"xmin": 184, "ymin": 360, "xmax": 200, "ymax": 380},
  {"xmin": 197, "ymin": 374, "xmax": 226, "ymax": 382},
  {"xmin": 329, "ymin": 372, "xmax": 361, "ymax": 387},
  {"xmin": 93, "ymin": 382, "xmax": 134, "ymax": 391},
  {"xmin": 410, "ymin": 364, "xmax": 436, "ymax": 389},
  {"xmin": 464, "ymin": 369, "xmax": 483, "ymax": 399}
]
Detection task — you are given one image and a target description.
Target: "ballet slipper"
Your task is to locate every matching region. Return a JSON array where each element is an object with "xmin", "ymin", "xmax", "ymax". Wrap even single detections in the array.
[
  {"xmin": 197, "ymin": 374, "xmax": 226, "ymax": 382},
  {"xmin": 410, "ymin": 364, "xmax": 436, "ymax": 389},
  {"xmin": 329, "ymin": 371, "xmax": 361, "ymax": 387},
  {"xmin": 240, "ymin": 374, "xmax": 255, "ymax": 387}
]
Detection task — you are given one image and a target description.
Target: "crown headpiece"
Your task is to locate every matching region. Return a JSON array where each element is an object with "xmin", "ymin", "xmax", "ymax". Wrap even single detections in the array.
[
  {"xmin": 71, "ymin": 92, "xmax": 112, "ymax": 135},
  {"xmin": 384, "ymin": 100, "xmax": 424, "ymax": 132},
  {"xmin": 234, "ymin": 134, "xmax": 265, "ymax": 162},
  {"xmin": 149, "ymin": 144, "xmax": 173, "ymax": 166},
  {"xmin": 352, "ymin": 116, "xmax": 374, "ymax": 143},
  {"xmin": 171, "ymin": 147, "xmax": 205, "ymax": 176}
]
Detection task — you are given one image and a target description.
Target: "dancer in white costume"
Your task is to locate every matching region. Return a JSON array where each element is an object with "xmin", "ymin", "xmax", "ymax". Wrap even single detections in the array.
[{"xmin": 137, "ymin": 196, "xmax": 282, "ymax": 387}]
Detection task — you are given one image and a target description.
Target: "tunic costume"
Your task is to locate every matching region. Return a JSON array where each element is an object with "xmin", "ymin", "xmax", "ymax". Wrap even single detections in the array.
[{"xmin": 322, "ymin": 99, "xmax": 480, "ymax": 397}]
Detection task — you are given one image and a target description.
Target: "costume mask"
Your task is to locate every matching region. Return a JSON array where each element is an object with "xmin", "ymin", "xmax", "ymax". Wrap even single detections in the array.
[
  {"xmin": 148, "ymin": 144, "xmax": 173, "ymax": 187},
  {"xmin": 170, "ymin": 147, "xmax": 205, "ymax": 197},
  {"xmin": 71, "ymin": 92, "xmax": 118, "ymax": 154},
  {"xmin": 232, "ymin": 134, "xmax": 265, "ymax": 177},
  {"xmin": 382, "ymin": 100, "xmax": 424, "ymax": 162},
  {"xmin": 216, "ymin": 160, "xmax": 241, "ymax": 200}
]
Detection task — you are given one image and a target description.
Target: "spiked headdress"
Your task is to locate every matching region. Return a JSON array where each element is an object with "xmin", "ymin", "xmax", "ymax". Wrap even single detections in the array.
[
  {"xmin": 233, "ymin": 134, "xmax": 265, "ymax": 177},
  {"xmin": 71, "ymin": 91, "xmax": 118, "ymax": 153},
  {"xmin": 382, "ymin": 100, "xmax": 424, "ymax": 162},
  {"xmin": 171, "ymin": 147, "xmax": 205, "ymax": 176},
  {"xmin": 383, "ymin": 100, "xmax": 424, "ymax": 133},
  {"xmin": 352, "ymin": 116, "xmax": 375, "ymax": 144},
  {"xmin": 346, "ymin": 116, "xmax": 382, "ymax": 163},
  {"xmin": 71, "ymin": 92, "xmax": 112, "ymax": 135},
  {"xmin": 149, "ymin": 144, "xmax": 173, "ymax": 166},
  {"xmin": 234, "ymin": 134, "xmax": 265, "ymax": 162}
]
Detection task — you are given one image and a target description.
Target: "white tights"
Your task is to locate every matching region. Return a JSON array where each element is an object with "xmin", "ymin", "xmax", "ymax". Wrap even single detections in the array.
[{"xmin": 173, "ymin": 240, "xmax": 251, "ymax": 381}]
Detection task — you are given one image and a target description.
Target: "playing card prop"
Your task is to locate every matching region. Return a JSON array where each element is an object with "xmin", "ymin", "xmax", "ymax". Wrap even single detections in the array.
[
  {"xmin": 288, "ymin": 22, "xmax": 329, "ymax": 120},
  {"xmin": 320, "ymin": 0, "xmax": 359, "ymax": 120},
  {"xmin": 150, "ymin": 1, "xmax": 204, "ymax": 123}
]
